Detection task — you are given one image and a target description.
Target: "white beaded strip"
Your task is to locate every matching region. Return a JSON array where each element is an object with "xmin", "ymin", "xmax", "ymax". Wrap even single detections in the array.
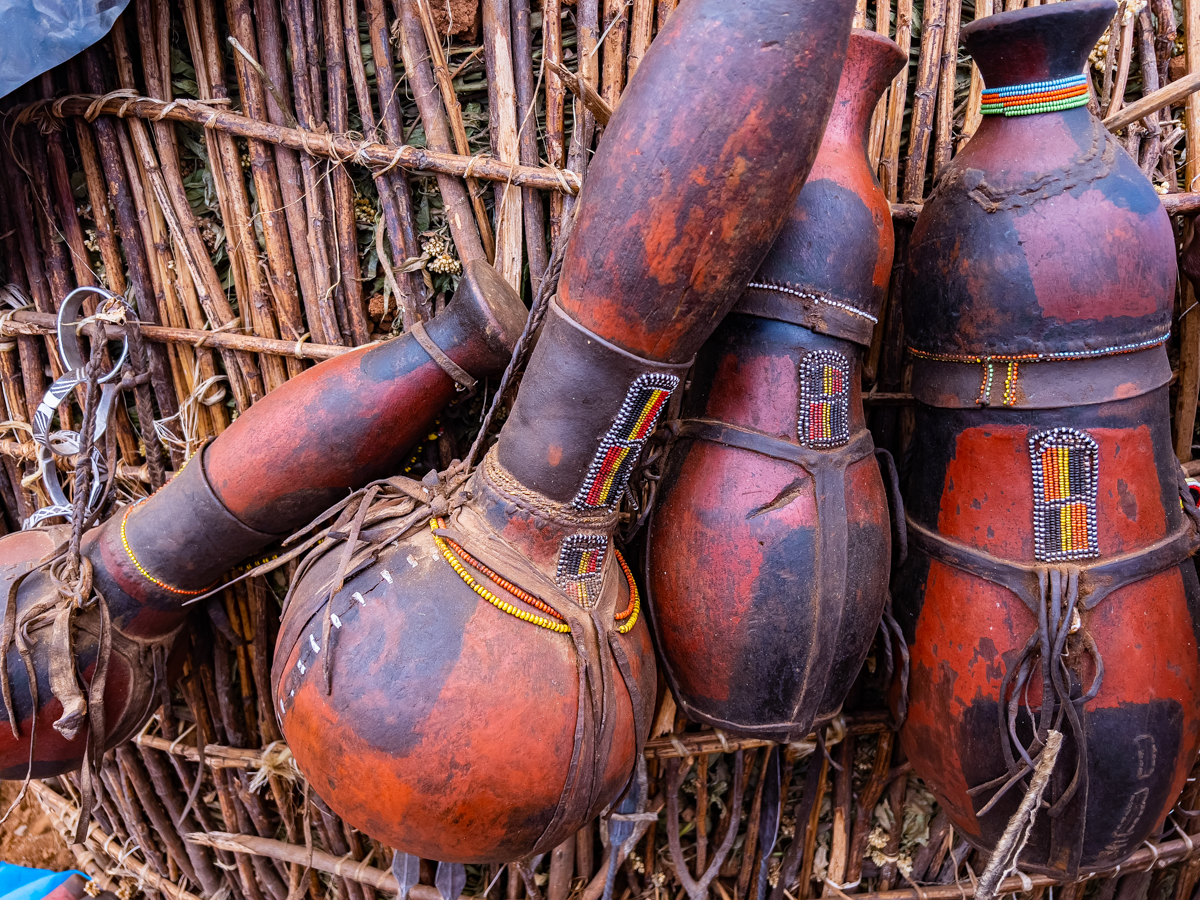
[
  {"xmin": 747, "ymin": 281, "xmax": 879, "ymax": 325},
  {"xmin": 909, "ymin": 331, "xmax": 1170, "ymax": 365}
]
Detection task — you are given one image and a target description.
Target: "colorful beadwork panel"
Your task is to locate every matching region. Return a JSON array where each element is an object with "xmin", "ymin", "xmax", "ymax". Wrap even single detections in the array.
[
  {"xmin": 798, "ymin": 350, "xmax": 851, "ymax": 449},
  {"xmin": 981, "ymin": 74, "xmax": 1089, "ymax": 117},
  {"xmin": 557, "ymin": 534, "xmax": 609, "ymax": 609},
  {"xmin": 573, "ymin": 373, "xmax": 679, "ymax": 510},
  {"xmin": 1029, "ymin": 427, "xmax": 1100, "ymax": 562}
]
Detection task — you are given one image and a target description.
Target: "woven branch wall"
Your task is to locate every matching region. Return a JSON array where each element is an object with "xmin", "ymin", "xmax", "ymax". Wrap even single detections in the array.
[{"xmin": 2, "ymin": 2, "xmax": 1200, "ymax": 900}]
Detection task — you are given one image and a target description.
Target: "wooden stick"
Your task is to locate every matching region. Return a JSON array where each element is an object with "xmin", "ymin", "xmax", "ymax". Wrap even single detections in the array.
[
  {"xmin": 415, "ymin": 0, "xmax": 497, "ymax": 264},
  {"xmin": 1134, "ymin": 4, "xmax": 1164, "ymax": 175},
  {"xmin": 735, "ymin": 747, "xmax": 771, "ymax": 900},
  {"xmin": 352, "ymin": 0, "xmax": 427, "ymax": 329},
  {"xmin": 627, "ymin": 0, "xmax": 655, "ymax": 82},
  {"xmin": 116, "ymin": 743, "xmax": 205, "ymax": 888},
  {"xmin": 548, "ymin": 835, "xmax": 575, "ymax": 900},
  {"xmin": 0, "ymin": 153, "xmax": 46, "ymax": 424},
  {"xmin": 279, "ymin": 0, "xmax": 343, "ymax": 347},
  {"xmin": 224, "ymin": 0, "xmax": 315, "ymax": 367},
  {"xmin": 186, "ymin": 831, "xmax": 477, "ymax": 900},
  {"xmin": 481, "ymin": 0, "xmax": 524, "ymax": 289},
  {"xmin": 310, "ymin": 793, "xmax": 366, "ymax": 900},
  {"xmin": 901, "ymin": 0, "xmax": 948, "ymax": 202},
  {"xmin": 1107, "ymin": 7, "xmax": 1137, "ymax": 119},
  {"xmin": 393, "ymin": 0, "xmax": 490, "ymax": 263},
  {"xmin": 101, "ymin": 756, "xmax": 169, "ymax": 877},
  {"xmin": 881, "ymin": 0, "xmax": 914, "ymax": 199},
  {"xmin": 601, "ymin": 0, "xmax": 630, "ymax": 107},
  {"xmin": 960, "ymin": 0, "xmax": 993, "ymax": 147},
  {"xmin": 319, "ymin": 0, "xmax": 370, "ymax": 345},
  {"xmin": 249, "ymin": 0, "xmax": 329, "ymax": 347},
  {"xmin": 844, "ymin": 732, "xmax": 896, "ymax": 886},
  {"xmin": 931, "ymin": 0, "xmax": 962, "ymax": 177},
  {"xmin": 0, "ymin": 126, "xmax": 69, "ymax": 399},
  {"xmin": 72, "ymin": 54, "xmax": 218, "ymax": 442},
  {"xmin": 0, "ymin": 308, "xmax": 358, "ymax": 360},
  {"xmin": 136, "ymin": 742, "xmax": 228, "ymax": 897},
  {"xmin": 44, "ymin": 74, "xmax": 159, "ymax": 471},
  {"xmin": 796, "ymin": 744, "xmax": 829, "ymax": 900},
  {"xmin": 175, "ymin": 0, "xmax": 290, "ymax": 394},
  {"xmin": 1177, "ymin": 0, "xmax": 1200, "ymax": 462},
  {"xmin": 546, "ymin": 59, "xmax": 614, "ymax": 126},
  {"xmin": 654, "ymin": 0, "xmax": 676, "ymax": 34},
  {"xmin": 868, "ymin": 0, "xmax": 893, "ymax": 171},
  {"xmin": 822, "ymin": 735, "xmax": 855, "ymax": 896},
  {"xmin": 103, "ymin": 32, "xmax": 264, "ymax": 408},
  {"xmin": 1105, "ymin": 71, "xmax": 1200, "ymax": 132},
  {"xmin": 31, "ymin": 781, "xmax": 208, "ymax": 900},
  {"xmin": 19, "ymin": 118, "xmax": 74, "ymax": 310},
  {"xmin": 543, "ymin": 0, "xmax": 567, "ymax": 239},
  {"xmin": 512, "ymin": 0, "xmax": 549, "ymax": 292},
  {"xmin": 576, "ymin": 819, "xmax": 595, "ymax": 883},
  {"xmin": 877, "ymin": 763, "xmax": 908, "ymax": 891}
]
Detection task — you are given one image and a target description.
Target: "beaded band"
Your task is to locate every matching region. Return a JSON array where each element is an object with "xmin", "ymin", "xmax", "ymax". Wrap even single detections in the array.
[
  {"xmin": 431, "ymin": 519, "xmax": 641, "ymax": 634},
  {"xmin": 613, "ymin": 550, "xmax": 640, "ymax": 633},
  {"xmin": 908, "ymin": 331, "xmax": 1170, "ymax": 406},
  {"xmin": 746, "ymin": 281, "xmax": 878, "ymax": 324},
  {"xmin": 982, "ymin": 74, "xmax": 1089, "ymax": 117},
  {"xmin": 120, "ymin": 503, "xmax": 210, "ymax": 596}
]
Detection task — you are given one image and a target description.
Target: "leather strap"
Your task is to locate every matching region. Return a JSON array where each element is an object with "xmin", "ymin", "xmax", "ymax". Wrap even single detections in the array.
[
  {"xmin": 906, "ymin": 516, "xmax": 1200, "ymax": 614},
  {"xmin": 735, "ymin": 282, "xmax": 877, "ymax": 347},
  {"xmin": 436, "ymin": 515, "xmax": 637, "ymax": 855},
  {"xmin": 910, "ymin": 344, "xmax": 1171, "ymax": 410},
  {"xmin": 674, "ymin": 419, "xmax": 874, "ymax": 472},
  {"xmin": 410, "ymin": 320, "xmax": 478, "ymax": 392},
  {"xmin": 675, "ymin": 419, "xmax": 876, "ymax": 727}
]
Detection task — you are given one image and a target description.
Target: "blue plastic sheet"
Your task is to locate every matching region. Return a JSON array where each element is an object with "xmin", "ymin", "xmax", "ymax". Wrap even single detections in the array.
[
  {"xmin": 0, "ymin": 0, "xmax": 131, "ymax": 99},
  {"xmin": 0, "ymin": 863, "xmax": 84, "ymax": 900}
]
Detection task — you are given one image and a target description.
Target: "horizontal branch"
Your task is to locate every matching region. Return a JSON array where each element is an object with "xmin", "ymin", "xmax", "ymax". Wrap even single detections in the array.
[
  {"xmin": 1, "ymin": 310, "xmax": 358, "ymax": 361},
  {"xmin": 134, "ymin": 732, "xmax": 295, "ymax": 770},
  {"xmin": 1104, "ymin": 71, "xmax": 1200, "ymax": 133},
  {"xmin": 846, "ymin": 834, "xmax": 1196, "ymax": 900},
  {"xmin": 185, "ymin": 832, "xmax": 457, "ymax": 899},
  {"xmin": 20, "ymin": 94, "xmax": 582, "ymax": 195}
]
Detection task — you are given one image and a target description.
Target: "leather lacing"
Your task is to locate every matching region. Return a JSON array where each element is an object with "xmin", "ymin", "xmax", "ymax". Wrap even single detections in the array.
[{"xmin": 907, "ymin": 468, "xmax": 1200, "ymax": 872}]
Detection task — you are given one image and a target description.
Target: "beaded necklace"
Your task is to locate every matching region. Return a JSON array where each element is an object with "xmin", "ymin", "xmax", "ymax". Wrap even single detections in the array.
[
  {"xmin": 430, "ymin": 519, "xmax": 640, "ymax": 633},
  {"xmin": 981, "ymin": 73, "xmax": 1089, "ymax": 117}
]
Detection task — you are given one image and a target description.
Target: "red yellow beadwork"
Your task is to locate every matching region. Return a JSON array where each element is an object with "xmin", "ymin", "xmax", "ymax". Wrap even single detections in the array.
[
  {"xmin": 575, "ymin": 373, "xmax": 679, "ymax": 510},
  {"xmin": 798, "ymin": 350, "xmax": 851, "ymax": 449},
  {"xmin": 1029, "ymin": 428, "xmax": 1100, "ymax": 562},
  {"xmin": 431, "ymin": 520, "xmax": 641, "ymax": 634},
  {"xmin": 120, "ymin": 503, "xmax": 210, "ymax": 596}
]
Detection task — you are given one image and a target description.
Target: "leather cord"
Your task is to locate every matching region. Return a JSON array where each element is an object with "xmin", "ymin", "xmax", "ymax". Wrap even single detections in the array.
[{"xmin": 410, "ymin": 320, "xmax": 477, "ymax": 392}]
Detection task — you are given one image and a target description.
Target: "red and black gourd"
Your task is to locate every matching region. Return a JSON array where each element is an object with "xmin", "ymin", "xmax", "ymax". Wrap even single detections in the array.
[
  {"xmin": 271, "ymin": 0, "xmax": 856, "ymax": 864},
  {"xmin": 0, "ymin": 260, "xmax": 527, "ymax": 780},
  {"xmin": 894, "ymin": 0, "xmax": 1200, "ymax": 876},
  {"xmin": 645, "ymin": 29, "xmax": 904, "ymax": 741}
]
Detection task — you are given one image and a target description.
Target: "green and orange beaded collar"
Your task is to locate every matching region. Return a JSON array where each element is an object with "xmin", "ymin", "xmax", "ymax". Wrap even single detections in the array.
[{"xmin": 981, "ymin": 73, "xmax": 1089, "ymax": 117}]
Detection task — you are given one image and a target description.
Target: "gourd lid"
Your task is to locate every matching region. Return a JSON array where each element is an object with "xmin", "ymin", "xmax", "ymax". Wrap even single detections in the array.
[{"xmin": 962, "ymin": 0, "xmax": 1116, "ymax": 88}]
